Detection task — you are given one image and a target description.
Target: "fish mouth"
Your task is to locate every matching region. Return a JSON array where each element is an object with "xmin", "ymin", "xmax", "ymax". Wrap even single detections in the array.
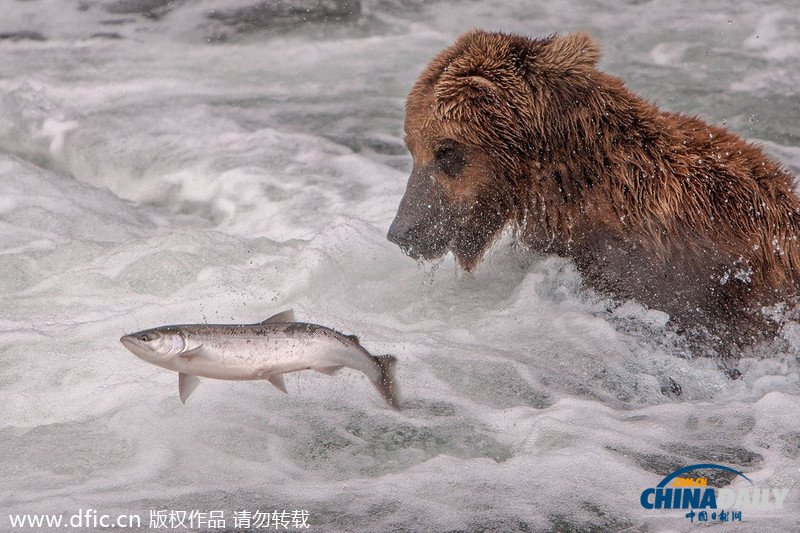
[
  {"xmin": 120, "ymin": 335, "xmax": 136, "ymax": 350},
  {"xmin": 120, "ymin": 335, "xmax": 149, "ymax": 359}
]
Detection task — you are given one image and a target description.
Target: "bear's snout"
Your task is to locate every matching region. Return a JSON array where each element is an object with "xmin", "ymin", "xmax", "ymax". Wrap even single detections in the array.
[{"xmin": 387, "ymin": 167, "xmax": 455, "ymax": 261}]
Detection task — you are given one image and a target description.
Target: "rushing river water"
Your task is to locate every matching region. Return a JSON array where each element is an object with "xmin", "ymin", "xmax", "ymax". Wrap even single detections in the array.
[{"xmin": 1, "ymin": 1, "xmax": 799, "ymax": 531}]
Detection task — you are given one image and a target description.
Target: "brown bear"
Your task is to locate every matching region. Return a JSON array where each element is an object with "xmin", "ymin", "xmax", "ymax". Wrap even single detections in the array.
[{"xmin": 387, "ymin": 29, "xmax": 800, "ymax": 357}]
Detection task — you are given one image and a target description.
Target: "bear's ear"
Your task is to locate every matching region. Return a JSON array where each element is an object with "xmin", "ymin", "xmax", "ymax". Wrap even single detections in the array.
[
  {"xmin": 534, "ymin": 32, "xmax": 600, "ymax": 76},
  {"xmin": 437, "ymin": 74, "xmax": 498, "ymax": 102},
  {"xmin": 434, "ymin": 72, "xmax": 500, "ymax": 119}
]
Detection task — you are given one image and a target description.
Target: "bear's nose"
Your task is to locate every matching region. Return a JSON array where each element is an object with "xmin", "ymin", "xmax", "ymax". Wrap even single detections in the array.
[
  {"xmin": 388, "ymin": 166, "xmax": 456, "ymax": 260},
  {"xmin": 387, "ymin": 217, "xmax": 421, "ymax": 258},
  {"xmin": 387, "ymin": 208, "xmax": 455, "ymax": 261}
]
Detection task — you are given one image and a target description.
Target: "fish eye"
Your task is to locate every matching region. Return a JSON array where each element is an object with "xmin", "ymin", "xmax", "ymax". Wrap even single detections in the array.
[{"xmin": 138, "ymin": 332, "xmax": 157, "ymax": 342}]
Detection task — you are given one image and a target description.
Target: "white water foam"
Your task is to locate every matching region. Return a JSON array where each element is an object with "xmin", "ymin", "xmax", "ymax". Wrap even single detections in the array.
[{"xmin": 1, "ymin": 1, "xmax": 799, "ymax": 531}]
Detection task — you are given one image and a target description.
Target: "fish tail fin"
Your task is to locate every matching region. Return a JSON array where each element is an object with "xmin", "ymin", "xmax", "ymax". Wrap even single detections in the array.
[{"xmin": 372, "ymin": 354, "xmax": 401, "ymax": 410}]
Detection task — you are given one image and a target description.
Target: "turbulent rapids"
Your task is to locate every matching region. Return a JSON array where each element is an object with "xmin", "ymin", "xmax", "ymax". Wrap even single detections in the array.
[{"xmin": 1, "ymin": 1, "xmax": 799, "ymax": 531}]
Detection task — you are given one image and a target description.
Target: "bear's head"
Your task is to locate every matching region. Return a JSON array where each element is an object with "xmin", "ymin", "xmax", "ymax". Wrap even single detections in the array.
[{"xmin": 387, "ymin": 30, "xmax": 601, "ymax": 270}]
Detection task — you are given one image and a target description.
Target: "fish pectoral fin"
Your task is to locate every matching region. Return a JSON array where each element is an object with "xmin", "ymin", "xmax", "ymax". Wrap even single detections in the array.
[
  {"xmin": 265, "ymin": 373, "xmax": 288, "ymax": 394},
  {"xmin": 314, "ymin": 365, "xmax": 345, "ymax": 376},
  {"xmin": 259, "ymin": 309, "xmax": 295, "ymax": 324},
  {"xmin": 178, "ymin": 373, "xmax": 201, "ymax": 404}
]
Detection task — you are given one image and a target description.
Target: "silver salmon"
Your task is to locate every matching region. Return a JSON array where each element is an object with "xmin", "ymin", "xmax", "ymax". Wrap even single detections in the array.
[{"xmin": 120, "ymin": 310, "xmax": 400, "ymax": 409}]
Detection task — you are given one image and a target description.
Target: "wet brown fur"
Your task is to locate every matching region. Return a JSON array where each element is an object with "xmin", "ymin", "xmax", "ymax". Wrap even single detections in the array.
[{"xmin": 395, "ymin": 30, "xmax": 800, "ymax": 353}]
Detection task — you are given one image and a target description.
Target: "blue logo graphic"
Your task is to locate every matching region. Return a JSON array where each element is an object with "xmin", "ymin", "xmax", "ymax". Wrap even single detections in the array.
[{"xmin": 639, "ymin": 463, "xmax": 789, "ymax": 524}]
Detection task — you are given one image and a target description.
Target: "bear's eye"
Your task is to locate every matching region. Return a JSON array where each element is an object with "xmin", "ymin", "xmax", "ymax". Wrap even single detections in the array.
[{"xmin": 434, "ymin": 140, "xmax": 467, "ymax": 179}]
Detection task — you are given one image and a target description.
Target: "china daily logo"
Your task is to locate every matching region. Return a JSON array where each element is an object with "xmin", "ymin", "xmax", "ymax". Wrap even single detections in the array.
[{"xmin": 640, "ymin": 464, "xmax": 790, "ymax": 523}]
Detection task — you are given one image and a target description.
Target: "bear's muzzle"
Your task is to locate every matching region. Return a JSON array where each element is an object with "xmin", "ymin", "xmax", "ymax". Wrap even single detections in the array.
[{"xmin": 387, "ymin": 167, "xmax": 455, "ymax": 261}]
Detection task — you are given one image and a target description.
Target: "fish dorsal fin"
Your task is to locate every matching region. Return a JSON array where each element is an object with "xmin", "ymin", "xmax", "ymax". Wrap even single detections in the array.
[
  {"xmin": 178, "ymin": 373, "xmax": 201, "ymax": 404},
  {"xmin": 266, "ymin": 373, "xmax": 288, "ymax": 393},
  {"xmin": 260, "ymin": 309, "xmax": 295, "ymax": 324}
]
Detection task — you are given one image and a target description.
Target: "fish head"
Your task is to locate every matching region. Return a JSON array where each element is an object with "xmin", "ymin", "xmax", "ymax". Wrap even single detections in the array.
[{"xmin": 120, "ymin": 328, "xmax": 186, "ymax": 364}]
